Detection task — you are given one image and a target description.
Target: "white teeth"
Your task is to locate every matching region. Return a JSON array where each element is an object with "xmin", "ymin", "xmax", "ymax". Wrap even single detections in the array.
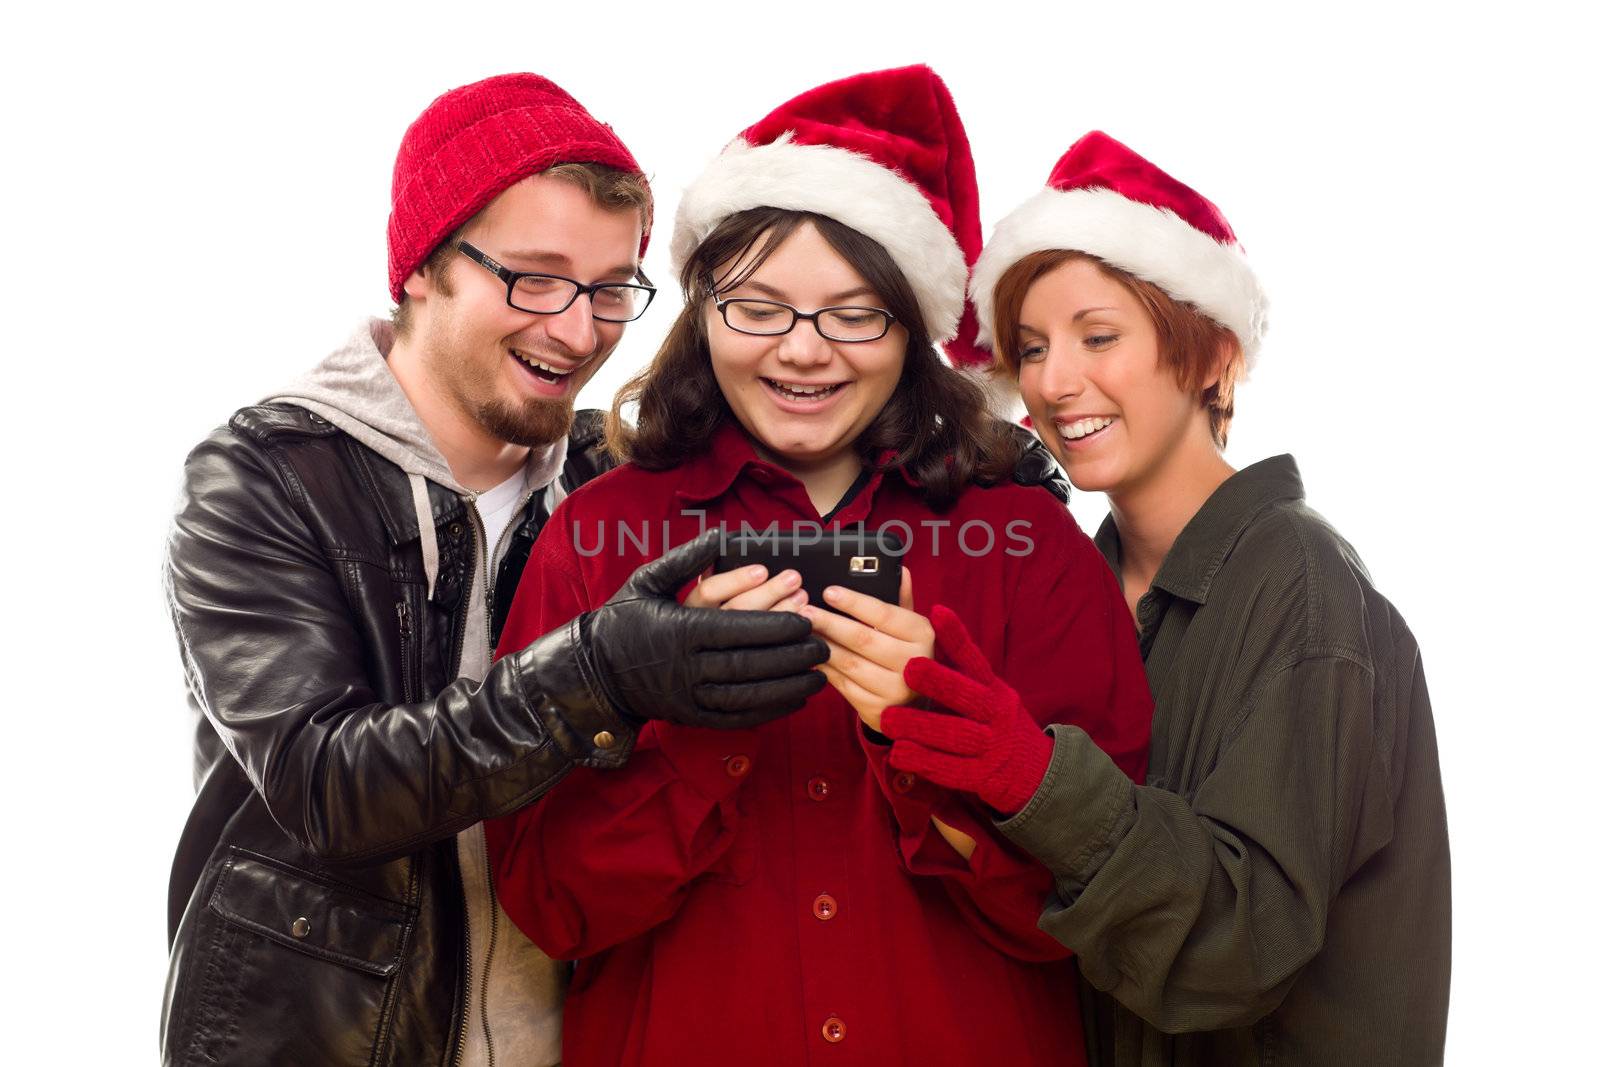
[
  {"xmin": 515, "ymin": 351, "xmax": 572, "ymax": 376},
  {"xmin": 1057, "ymin": 416, "xmax": 1116, "ymax": 440},
  {"xmin": 767, "ymin": 379, "xmax": 843, "ymax": 400}
]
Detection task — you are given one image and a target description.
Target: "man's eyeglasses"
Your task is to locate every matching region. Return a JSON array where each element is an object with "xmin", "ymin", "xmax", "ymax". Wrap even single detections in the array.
[
  {"xmin": 712, "ymin": 296, "xmax": 897, "ymax": 343},
  {"xmin": 457, "ymin": 241, "xmax": 656, "ymax": 323}
]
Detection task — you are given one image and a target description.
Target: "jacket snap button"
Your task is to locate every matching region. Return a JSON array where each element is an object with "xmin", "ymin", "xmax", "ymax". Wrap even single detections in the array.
[
  {"xmin": 593, "ymin": 730, "xmax": 617, "ymax": 750},
  {"xmin": 448, "ymin": 522, "xmax": 464, "ymax": 538},
  {"xmin": 291, "ymin": 917, "xmax": 312, "ymax": 939}
]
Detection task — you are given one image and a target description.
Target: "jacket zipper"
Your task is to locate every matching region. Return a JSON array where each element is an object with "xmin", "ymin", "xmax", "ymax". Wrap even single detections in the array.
[
  {"xmin": 451, "ymin": 893, "xmax": 474, "ymax": 1067},
  {"xmin": 449, "ymin": 509, "xmax": 476, "ymax": 1067},
  {"xmin": 395, "ymin": 601, "xmax": 417, "ymax": 703},
  {"xmin": 480, "ymin": 831, "xmax": 500, "ymax": 1067}
]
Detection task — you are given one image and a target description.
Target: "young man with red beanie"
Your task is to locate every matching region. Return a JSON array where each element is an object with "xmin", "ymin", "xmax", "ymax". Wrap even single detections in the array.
[{"xmin": 161, "ymin": 74, "xmax": 827, "ymax": 1067}]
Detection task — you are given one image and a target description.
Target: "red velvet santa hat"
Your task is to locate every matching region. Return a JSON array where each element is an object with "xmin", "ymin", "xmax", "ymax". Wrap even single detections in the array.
[
  {"xmin": 970, "ymin": 131, "xmax": 1268, "ymax": 368},
  {"xmin": 671, "ymin": 65, "xmax": 987, "ymax": 369}
]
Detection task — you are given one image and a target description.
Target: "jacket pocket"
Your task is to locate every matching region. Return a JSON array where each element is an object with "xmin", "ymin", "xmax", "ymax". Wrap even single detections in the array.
[
  {"xmin": 168, "ymin": 847, "xmax": 418, "ymax": 1065},
  {"xmin": 209, "ymin": 848, "xmax": 413, "ymax": 975}
]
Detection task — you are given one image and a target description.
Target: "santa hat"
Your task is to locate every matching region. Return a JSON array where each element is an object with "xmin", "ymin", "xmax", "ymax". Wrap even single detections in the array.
[
  {"xmin": 970, "ymin": 131, "xmax": 1268, "ymax": 368},
  {"xmin": 670, "ymin": 65, "xmax": 988, "ymax": 370}
]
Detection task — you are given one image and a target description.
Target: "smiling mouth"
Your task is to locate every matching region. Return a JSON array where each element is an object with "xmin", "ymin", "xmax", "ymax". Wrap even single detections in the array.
[
  {"xmin": 510, "ymin": 348, "xmax": 579, "ymax": 385},
  {"xmin": 762, "ymin": 377, "xmax": 846, "ymax": 403},
  {"xmin": 1056, "ymin": 416, "xmax": 1117, "ymax": 442}
]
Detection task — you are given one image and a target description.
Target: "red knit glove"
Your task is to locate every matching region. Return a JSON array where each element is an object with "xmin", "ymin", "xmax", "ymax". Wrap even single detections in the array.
[{"xmin": 880, "ymin": 605, "xmax": 1054, "ymax": 816}]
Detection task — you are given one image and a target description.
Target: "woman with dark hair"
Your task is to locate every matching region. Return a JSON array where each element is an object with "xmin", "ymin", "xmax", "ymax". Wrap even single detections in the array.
[
  {"xmin": 485, "ymin": 70, "xmax": 1151, "ymax": 1066},
  {"xmin": 883, "ymin": 132, "xmax": 1451, "ymax": 1065}
]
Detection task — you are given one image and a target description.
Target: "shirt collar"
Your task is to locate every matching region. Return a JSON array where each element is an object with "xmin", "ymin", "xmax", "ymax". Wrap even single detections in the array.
[
  {"xmin": 672, "ymin": 419, "xmax": 915, "ymax": 511},
  {"xmin": 1095, "ymin": 454, "xmax": 1304, "ymax": 606},
  {"xmin": 673, "ymin": 421, "xmax": 767, "ymax": 504}
]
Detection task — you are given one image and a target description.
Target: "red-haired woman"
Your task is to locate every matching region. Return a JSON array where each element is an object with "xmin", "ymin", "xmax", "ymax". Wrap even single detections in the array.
[
  {"xmin": 484, "ymin": 74, "xmax": 1150, "ymax": 1066},
  {"xmin": 883, "ymin": 131, "xmax": 1451, "ymax": 1065}
]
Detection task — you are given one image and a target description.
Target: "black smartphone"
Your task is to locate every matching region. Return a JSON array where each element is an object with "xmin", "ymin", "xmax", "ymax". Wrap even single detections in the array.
[{"xmin": 712, "ymin": 527, "xmax": 905, "ymax": 607}]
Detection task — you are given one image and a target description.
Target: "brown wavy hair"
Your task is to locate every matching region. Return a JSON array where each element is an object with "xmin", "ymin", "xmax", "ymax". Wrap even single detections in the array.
[
  {"xmin": 607, "ymin": 208, "xmax": 1018, "ymax": 510},
  {"xmin": 990, "ymin": 250, "xmax": 1245, "ymax": 446}
]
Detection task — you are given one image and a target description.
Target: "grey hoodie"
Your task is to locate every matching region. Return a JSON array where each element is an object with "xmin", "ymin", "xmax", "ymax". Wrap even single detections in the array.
[{"xmin": 266, "ymin": 319, "xmax": 567, "ymax": 1067}]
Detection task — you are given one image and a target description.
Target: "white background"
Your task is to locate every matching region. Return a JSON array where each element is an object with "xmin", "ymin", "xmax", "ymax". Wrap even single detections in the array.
[{"xmin": 3, "ymin": 1, "xmax": 1595, "ymax": 1062}]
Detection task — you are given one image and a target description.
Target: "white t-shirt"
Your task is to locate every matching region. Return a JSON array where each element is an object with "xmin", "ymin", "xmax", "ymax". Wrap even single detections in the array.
[{"xmin": 474, "ymin": 466, "xmax": 530, "ymax": 562}]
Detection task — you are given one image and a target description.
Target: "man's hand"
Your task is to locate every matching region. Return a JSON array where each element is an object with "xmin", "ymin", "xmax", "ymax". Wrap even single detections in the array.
[{"xmin": 582, "ymin": 531, "xmax": 828, "ymax": 729}]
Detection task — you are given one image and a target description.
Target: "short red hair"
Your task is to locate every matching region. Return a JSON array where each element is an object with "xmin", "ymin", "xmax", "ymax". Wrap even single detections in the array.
[{"xmin": 991, "ymin": 250, "xmax": 1245, "ymax": 446}]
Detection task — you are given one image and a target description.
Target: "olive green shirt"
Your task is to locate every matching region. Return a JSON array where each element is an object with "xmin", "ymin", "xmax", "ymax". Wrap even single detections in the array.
[{"xmin": 997, "ymin": 455, "xmax": 1450, "ymax": 1066}]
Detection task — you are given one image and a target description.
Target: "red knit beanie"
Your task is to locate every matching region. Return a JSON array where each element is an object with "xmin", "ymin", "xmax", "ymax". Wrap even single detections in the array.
[{"xmin": 386, "ymin": 73, "xmax": 649, "ymax": 302}]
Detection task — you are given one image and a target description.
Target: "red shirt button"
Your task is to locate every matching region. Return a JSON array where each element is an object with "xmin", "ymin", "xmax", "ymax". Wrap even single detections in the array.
[
  {"xmin": 812, "ymin": 893, "xmax": 838, "ymax": 921},
  {"xmin": 806, "ymin": 776, "xmax": 831, "ymax": 801},
  {"xmin": 726, "ymin": 755, "xmax": 752, "ymax": 778},
  {"xmin": 821, "ymin": 1016, "xmax": 846, "ymax": 1043},
  {"xmin": 892, "ymin": 771, "xmax": 917, "ymax": 794}
]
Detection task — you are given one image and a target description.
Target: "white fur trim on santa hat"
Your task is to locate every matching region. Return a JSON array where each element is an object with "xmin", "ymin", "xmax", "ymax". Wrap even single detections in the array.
[
  {"xmin": 671, "ymin": 134, "xmax": 969, "ymax": 343},
  {"xmin": 970, "ymin": 186, "xmax": 1268, "ymax": 367}
]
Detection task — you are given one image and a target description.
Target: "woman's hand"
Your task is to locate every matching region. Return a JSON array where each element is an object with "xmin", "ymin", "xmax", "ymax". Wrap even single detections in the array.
[
  {"xmin": 802, "ymin": 569, "xmax": 934, "ymax": 731},
  {"xmin": 880, "ymin": 605, "xmax": 1054, "ymax": 816},
  {"xmin": 930, "ymin": 816, "xmax": 977, "ymax": 861},
  {"xmin": 686, "ymin": 564, "xmax": 808, "ymax": 613}
]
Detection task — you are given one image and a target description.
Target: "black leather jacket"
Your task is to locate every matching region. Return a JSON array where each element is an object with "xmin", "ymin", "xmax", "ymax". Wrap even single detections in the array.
[{"xmin": 161, "ymin": 404, "xmax": 627, "ymax": 1067}]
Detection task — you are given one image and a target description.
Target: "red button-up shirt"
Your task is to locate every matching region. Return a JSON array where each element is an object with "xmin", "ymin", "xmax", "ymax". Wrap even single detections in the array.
[{"xmin": 488, "ymin": 424, "xmax": 1151, "ymax": 1067}]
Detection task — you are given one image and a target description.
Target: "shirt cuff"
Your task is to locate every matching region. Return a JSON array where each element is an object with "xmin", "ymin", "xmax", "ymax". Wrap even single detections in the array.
[
  {"xmin": 508, "ymin": 616, "xmax": 636, "ymax": 769},
  {"xmin": 993, "ymin": 723, "xmax": 1135, "ymax": 892},
  {"xmin": 857, "ymin": 716, "xmax": 946, "ymax": 862}
]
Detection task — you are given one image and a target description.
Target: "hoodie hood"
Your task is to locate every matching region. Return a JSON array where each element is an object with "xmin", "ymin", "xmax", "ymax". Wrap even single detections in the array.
[
  {"xmin": 265, "ymin": 319, "xmax": 567, "ymax": 614},
  {"xmin": 269, "ymin": 319, "xmax": 471, "ymax": 491}
]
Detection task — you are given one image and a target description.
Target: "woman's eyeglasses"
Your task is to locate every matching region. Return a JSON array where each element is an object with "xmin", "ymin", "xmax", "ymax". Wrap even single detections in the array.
[{"xmin": 713, "ymin": 297, "xmax": 896, "ymax": 343}]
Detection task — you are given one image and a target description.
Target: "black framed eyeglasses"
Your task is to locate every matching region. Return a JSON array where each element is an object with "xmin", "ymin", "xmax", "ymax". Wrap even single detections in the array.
[
  {"xmin": 712, "ymin": 296, "xmax": 897, "ymax": 343},
  {"xmin": 457, "ymin": 241, "xmax": 656, "ymax": 322}
]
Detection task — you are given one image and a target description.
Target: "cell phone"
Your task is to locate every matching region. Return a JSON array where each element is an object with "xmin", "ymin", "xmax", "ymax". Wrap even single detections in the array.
[{"xmin": 712, "ymin": 527, "xmax": 905, "ymax": 607}]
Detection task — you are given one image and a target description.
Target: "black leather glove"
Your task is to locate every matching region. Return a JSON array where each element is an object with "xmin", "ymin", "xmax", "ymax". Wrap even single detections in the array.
[
  {"xmin": 580, "ymin": 530, "xmax": 829, "ymax": 729},
  {"xmin": 1004, "ymin": 420, "xmax": 1072, "ymax": 504}
]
